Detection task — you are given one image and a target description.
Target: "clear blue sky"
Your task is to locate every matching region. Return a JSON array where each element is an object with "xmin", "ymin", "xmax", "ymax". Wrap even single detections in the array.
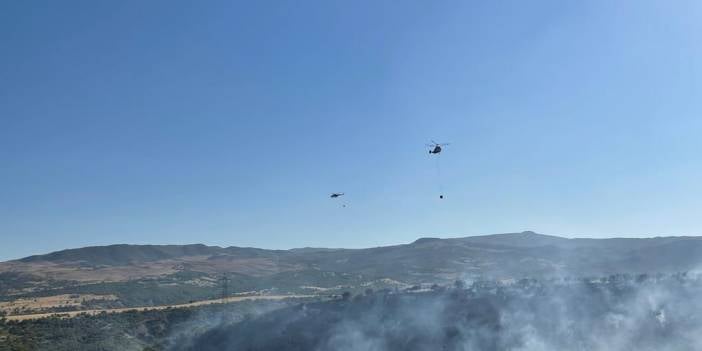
[{"xmin": 2, "ymin": 0, "xmax": 701, "ymax": 261}]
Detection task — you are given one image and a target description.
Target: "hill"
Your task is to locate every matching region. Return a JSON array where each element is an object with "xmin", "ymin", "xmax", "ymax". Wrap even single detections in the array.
[{"xmin": 2, "ymin": 231, "xmax": 702, "ymax": 312}]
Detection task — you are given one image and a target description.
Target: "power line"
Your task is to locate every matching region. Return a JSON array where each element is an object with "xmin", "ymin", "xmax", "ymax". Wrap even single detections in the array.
[{"xmin": 221, "ymin": 273, "xmax": 229, "ymax": 303}]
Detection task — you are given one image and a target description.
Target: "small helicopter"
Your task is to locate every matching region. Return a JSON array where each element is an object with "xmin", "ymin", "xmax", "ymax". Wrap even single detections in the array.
[
  {"xmin": 427, "ymin": 140, "xmax": 450, "ymax": 154},
  {"xmin": 330, "ymin": 192, "xmax": 345, "ymax": 198}
]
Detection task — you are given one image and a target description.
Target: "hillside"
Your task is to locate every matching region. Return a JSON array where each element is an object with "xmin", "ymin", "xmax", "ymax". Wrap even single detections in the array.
[
  {"xmin": 174, "ymin": 275, "xmax": 702, "ymax": 351},
  {"xmin": 5, "ymin": 275, "xmax": 700, "ymax": 351},
  {"xmin": 2, "ymin": 231, "xmax": 702, "ymax": 313}
]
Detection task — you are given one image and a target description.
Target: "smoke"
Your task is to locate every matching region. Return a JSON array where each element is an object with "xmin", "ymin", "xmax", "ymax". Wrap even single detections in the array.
[
  {"xmin": 171, "ymin": 274, "xmax": 702, "ymax": 351},
  {"xmin": 491, "ymin": 275, "xmax": 702, "ymax": 351},
  {"xmin": 164, "ymin": 299, "xmax": 297, "ymax": 350}
]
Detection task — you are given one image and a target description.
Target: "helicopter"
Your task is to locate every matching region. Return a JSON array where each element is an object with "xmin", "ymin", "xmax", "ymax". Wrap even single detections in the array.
[
  {"xmin": 426, "ymin": 140, "xmax": 450, "ymax": 199},
  {"xmin": 427, "ymin": 141, "xmax": 450, "ymax": 154},
  {"xmin": 330, "ymin": 193, "xmax": 345, "ymax": 198}
]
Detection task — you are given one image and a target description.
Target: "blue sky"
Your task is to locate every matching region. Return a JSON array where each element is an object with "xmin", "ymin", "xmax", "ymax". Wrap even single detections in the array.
[{"xmin": 2, "ymin": 0, "xmax": 702, "ymax": 260}]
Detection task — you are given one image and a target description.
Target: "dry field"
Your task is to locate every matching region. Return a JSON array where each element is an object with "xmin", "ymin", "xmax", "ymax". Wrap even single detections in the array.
[
  {"xmin": 4, "ymin": 294, "xmax": 314, "ymax": 321},
  {"xmin": 0, "ymin": 294, "xmax": 118, "ymax": 315}
]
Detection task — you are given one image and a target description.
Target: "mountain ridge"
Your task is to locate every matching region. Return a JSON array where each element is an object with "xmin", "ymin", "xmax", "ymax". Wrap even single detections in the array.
[{"xmin": 9, "ymin": 231, "xmax": 702, "ymax": 265}]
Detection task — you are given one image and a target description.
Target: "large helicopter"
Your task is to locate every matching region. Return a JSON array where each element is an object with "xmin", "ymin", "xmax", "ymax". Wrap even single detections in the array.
[
  {"xmin": 427, "ymin": 140, "xmax": 450, "ymax": 154},
  {"xmin": 330, "ymin": 192, "xmax": 345, "ymax": 198},
  {"xmin": 426, "ymin": 140, "xmax": 450, "ymax": 199}
]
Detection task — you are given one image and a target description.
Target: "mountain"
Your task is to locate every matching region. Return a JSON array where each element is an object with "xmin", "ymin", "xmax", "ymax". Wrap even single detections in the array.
[
  {"xmin": 3, "ymin": 231, "xmax": 702, "ymax": 309},
  {"xmin": 6, "ymin": 231, "xmax": 702, "ymax": 280},
  {"xmin": 18, "ymin": 244, "xmax": 224, "ymax": 266}
]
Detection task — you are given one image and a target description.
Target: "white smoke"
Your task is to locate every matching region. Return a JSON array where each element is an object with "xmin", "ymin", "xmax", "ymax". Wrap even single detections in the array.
[{"xmin": 169, "ymin": 274, "xmax": 702, "ymax": 351}]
